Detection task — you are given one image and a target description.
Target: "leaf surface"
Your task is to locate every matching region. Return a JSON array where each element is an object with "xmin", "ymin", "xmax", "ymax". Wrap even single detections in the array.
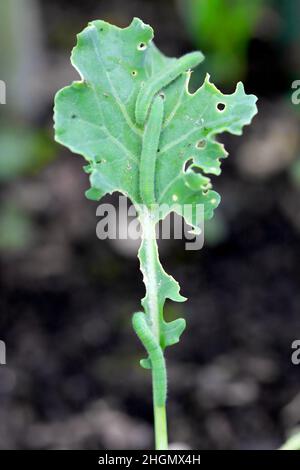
[{"xmin": 54, "ymin": 18, "xmax": 257, "ymax": 229}]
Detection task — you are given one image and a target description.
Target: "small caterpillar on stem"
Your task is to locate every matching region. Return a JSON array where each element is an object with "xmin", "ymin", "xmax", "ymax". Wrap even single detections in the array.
[{"xmin": 132, "ymin": 312, "xmax": 167, "ymax": 407}]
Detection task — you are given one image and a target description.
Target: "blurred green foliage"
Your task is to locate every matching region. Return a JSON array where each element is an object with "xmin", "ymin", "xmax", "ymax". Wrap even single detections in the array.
[
  {"xmin": 178, "ymin": 0, "xmax": 263, "ymax": 84},
  {"xmin": 0, "ymin": 128, "xmax": 55, "ymax": 182},
  {"xmin": 275, "ymin": 0, "xmax": 300, "ymax": 44},
  {"xmin": 0, "ymin": 202, "xmax": 35, "ymax": 252},
  {"xmin": 0, "ymin": 0, "xmax": 59, "ymax": 254},
  {"xmin": 289, "ymin": 158, "xmax": 300, "ymax": 188},
  {"xmin": 0, "ymin": 125, "xmax": 56, "ymax": 252}
]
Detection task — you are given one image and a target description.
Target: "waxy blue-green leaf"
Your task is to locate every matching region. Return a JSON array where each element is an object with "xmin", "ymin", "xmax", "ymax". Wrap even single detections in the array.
[{"xmin": 54, "ymin": 18, "xmax": 257, "ymax": 230}]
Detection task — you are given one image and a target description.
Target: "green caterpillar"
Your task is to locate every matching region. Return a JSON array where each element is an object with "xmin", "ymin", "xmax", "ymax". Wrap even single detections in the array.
[
  {"xmin": 135, "ymin": 51, "xmax": 204, "ymax": 402},
  {"xmin": 139, "ymin": 94, "xmax": 164, "ymax": 207},
  {"xmin": 135, "ymin": 51, "xmax": 204, "ymax": 126},
  {"xmin": 132, "ymin": 312, "xmax": 167, "ymax": 407},
  {"xmin": 138, "ymin": 52, "xmax": 204, "ymax": 207}
]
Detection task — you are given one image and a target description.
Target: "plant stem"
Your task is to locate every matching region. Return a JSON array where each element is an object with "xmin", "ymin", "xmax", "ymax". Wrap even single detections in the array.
[
  {"xmin": 280, "ymin": 432, "xmax": 300, "ymax": 450},
  {"xmin": 154, "ymin": 404, "xmax": 168, "ymax": 450},
  {"xmin": 139, "ymin": 207, "xmax": 169, "ymax": 450}
]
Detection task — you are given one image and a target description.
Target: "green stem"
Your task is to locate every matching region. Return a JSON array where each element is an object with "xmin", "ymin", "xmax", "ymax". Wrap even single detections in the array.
[
  {"xmin": 154, "ymin": 404, "xmax": 168, "ymax": 450},
  {"xmin": 280, "ymin": 432, "xmax": 300, "ymax": 450}
]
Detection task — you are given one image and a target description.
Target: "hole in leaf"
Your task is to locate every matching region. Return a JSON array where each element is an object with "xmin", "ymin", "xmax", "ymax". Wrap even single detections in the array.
[
  {"xmin": 193, "ymin": 166, "xmax": 204, "ymax": 174},
  {"xmin": 131, "ymin": 70, "xmax": 138, "ymax": 77},
  {"xmin": 138, "ymin": 42, "xmax": 147, "ymax": 51},
  {"xmin": 159, "ymin": 92, "xmax": 165, "ymax": 99},
  {"xmin": 217, "ymin": 102, "xmax": 226, "ymax": 112},
  {"xmin": 184, "ymin": 158, "xmax": 193, "ymax": 171},
  {"xmin": 196, "ymin": 139, "xmax": 206, "ymax": 149}
]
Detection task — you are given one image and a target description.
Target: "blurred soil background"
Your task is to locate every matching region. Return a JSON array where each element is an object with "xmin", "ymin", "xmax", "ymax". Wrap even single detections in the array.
[{"xmin": 0, "ymin": 0, "xmax": 300, "ymax": 449}]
